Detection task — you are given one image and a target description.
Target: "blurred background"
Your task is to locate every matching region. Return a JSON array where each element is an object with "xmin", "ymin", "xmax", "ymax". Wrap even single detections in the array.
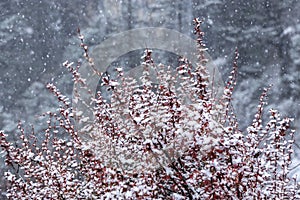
[{"xmin": 1, "ymin": 0, "xmax": 299, "ymax": 197}]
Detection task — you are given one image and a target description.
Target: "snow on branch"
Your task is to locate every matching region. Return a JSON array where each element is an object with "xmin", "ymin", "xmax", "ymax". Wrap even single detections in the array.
[{"xmin": 0, "ymin": 20, "xmax": 299, "ymax": 199}]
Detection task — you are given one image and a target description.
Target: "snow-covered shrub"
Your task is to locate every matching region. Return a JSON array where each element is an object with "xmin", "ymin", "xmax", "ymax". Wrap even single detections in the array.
[{"xmin": 0, "ymin": 18, "xmax": 299, "ymax": 199}]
